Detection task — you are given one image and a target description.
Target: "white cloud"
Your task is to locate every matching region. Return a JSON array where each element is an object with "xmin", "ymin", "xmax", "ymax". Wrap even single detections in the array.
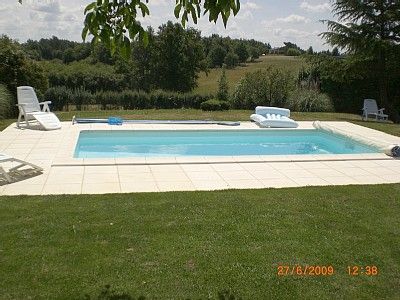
[
  {"xmin": 148, "ymin": 0, "xmax": 168, "ymax": 7},
  {"xmin": 272, "ymin": 28, "xmax": 315, "ymax": 39},
  {"xmin": 237, "ymin": 10, "xmax": 254, "ymax": 20},
  {"xmin": 31, "ymin": 0, "xmax": 62, "ymax": 14},
  {"xmin": 275, "ymin": 14, "xmax": 310, "ymax": 24},
  {"xmin": 241, "ymin": 1, "xmax": 261, "ymax": 10},
  {"xmin": 300, "ymin": 1, "xmax": 331, "ymax": 13}
]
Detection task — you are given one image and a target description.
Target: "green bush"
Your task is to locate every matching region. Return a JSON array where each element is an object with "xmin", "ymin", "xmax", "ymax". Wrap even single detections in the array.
[
  {"xmin": 200, "ymin": 99, "xmax": 230, "ymax": 111},
  {"xmin": 44, "ymin": 86, "xmax": 73, "ymax": 111},
  {"xmin": 287, "ymin": 89, "xmax": 334, "ymax": 112},
  {"xmin": 43, "ymin": 61, "xmax": 126, "ymax": 93},
  {"xmin": 0, "ymin": 84, "xmax": 13, "ymax": 119},
  {"xmin": 217, "ymin": 67, "xmax": 229, "ymax": 101},
  {"xmin": 286, "ymin": 48, "xmax": 301, "ymax": 56},
  {"xmin": 43, "ymin": 87, "xmax": 214, "ymax": 111},
  {"xmin": 224, "ymin": 52, "xmax": 239, "ymax": 69},
  {"xmin": 73, "ymin": 87, "xmax": 93, "ymax": 110},
  {"xmin": 232, "ymin": 67, "xmax": 294, "ymax": 109}
]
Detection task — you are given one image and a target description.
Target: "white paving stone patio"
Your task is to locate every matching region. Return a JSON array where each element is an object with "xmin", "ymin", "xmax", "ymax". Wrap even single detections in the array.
[{"xmin": 0, "ymin": 121, "xmax": 399, "ymax": 195}]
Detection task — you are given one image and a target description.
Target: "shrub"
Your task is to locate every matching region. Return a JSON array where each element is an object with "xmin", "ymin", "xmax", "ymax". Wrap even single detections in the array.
[
  {"xmin": 43, "ymin": 87, "xmax": 214, "ymax": 111},
  {"xmin": 73, "ymin": 87, "xmax": 93, "ymax": 110},
  {"xmin": 44, "ymin": 86, "xmax": 73, "ymax": 111},
  {"xmin": 287, "ymin": 89, "xmax": 334, "ymax": 112},
  {"xmin": 286, "ymin": 48, "xmax": 301, "ymax": 56},
  {"xmin": 44, "ymin": 61, "xmax": 126, "ymax": 93},
  {"xmin": 232, "ymin": 67, "xmax": 294, "ymax": 109},
  {"xmin": 224, "ymin": 52, "xmax": 239, "ymax": 69},
  {"xmin": 217, "ymin": 67, "xmax": 229, "ymax": 101},
  {"xmin": 200, "ymin": 99, "xmax": 230, "ymax": 111},
  {"xmin": 0, "ymin": 84, "xmax": 13, "ymax": 119}
]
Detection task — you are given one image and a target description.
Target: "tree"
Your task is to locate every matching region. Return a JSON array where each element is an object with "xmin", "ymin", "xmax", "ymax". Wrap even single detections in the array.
[
  {"xmin": 331, "ymin": 47, "xmax": 339, "ymax": 57},
  {"xmin": 0, "ymin": 36, "xmax": 48, "ymax": 98},
  {"xmin": 122, "ymin": 27, "xmax": 157, "ymax": 91},
  {"xmin": 234, "ymin": 42, "xmax": 249, "ymax": 63},
  {"xmin": 217, "ymin": 66, "xmax": 229, "ymax": 101},
  {"xmin": 154, "ymin": 22, "xmax": 206, "ymax": 92},
  {"xmin": 208, "ymin": 45, "xmax": 227, "ymax": 68},
  {"xmin": 249, "ymin": 47, "xmax": 260, "ymax": 62},
  {"xmin": 307, "ymin": 46, "xmax": 314, "ymax": 55},
  {"xmin": 62, "ymin": 48, "xmax": 75, "ymax": 64},
  {"xmin": 224, "ymin": 51, "xmax": 239, "ymax": 69},
  {"xmin": 321, "ymin": 0, "xmax": 400, "ymax": 121},
  {"xmin": 91, "ymin": 43, "xmax": 114, "ymax": 64}
]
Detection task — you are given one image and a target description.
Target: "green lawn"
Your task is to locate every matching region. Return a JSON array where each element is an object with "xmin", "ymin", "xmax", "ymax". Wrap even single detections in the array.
[
  {"xmin": 2, "ymin": 110, "xmax": 398, "ymax": 137},
  {"xmin": 194, "ymin": 55, "xmax": 305, "ymax": 95},
  {"xmin": 1, "ymin": 185, "xmax": 399, "ymax": 299}
]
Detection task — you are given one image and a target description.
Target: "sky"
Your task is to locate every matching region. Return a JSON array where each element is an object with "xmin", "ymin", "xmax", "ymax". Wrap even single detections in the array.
[{"xmin": 0, "ymin": 0, "xmax": 336, "ymax": 51}]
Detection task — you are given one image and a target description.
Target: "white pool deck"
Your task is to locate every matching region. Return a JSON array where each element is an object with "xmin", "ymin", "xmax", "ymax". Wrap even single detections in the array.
[{"xmin": 0, "ymin": 121, "xmax": 399, "ymax": 195}]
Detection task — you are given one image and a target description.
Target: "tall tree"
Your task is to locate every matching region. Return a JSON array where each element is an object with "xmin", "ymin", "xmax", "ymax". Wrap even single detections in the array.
[
  {"xmin": 234, "ymin": 42, "xmax": 249, "ymax": 63},
  {"xmin": 208, "ymin": 45, "xmax": 227, "ymax": 68},
  {"xmin": 155, "ymin": 22, "xmax": 206, "ymax": 92},
  {"xmin": 321, "ymin": 0, "xmax": 400, "ymax": 121}
]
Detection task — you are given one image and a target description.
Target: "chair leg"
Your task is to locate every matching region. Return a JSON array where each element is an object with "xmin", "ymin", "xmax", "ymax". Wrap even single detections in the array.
[
  {"xmin": 17, "ymin": 112, "xmax": 22, "ymax": 128},
  {"xmin": 0, "ymin": 166, "xmax": 12, "ymax": 183},
  {"xmin": 24, "ymin": 114, "xmax": 29, "ymax": 128}
]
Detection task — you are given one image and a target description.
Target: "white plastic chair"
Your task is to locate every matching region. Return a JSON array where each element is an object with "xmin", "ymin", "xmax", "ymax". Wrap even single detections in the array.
[
  {"xmin": 0, "ymin": 153, "xmax": 43, "ymax": 183},
  {"xmin": 362, "ymin": 99, "xmax": 388, "ymax": 121},
  {"xmin": 16, "ymin": 86, "xmax": 61, "ymax": 130}
]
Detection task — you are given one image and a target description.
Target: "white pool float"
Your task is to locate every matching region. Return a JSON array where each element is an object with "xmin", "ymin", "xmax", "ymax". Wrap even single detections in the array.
[{"xmin": 250, "ymin": 106, "xmax": 298, "ymax": 128}]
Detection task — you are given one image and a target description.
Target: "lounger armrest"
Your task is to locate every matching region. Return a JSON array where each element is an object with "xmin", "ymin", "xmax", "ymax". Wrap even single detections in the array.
[
  {"xmin": 378, "ymin": 108, "xmax": 385, "ymax": 112},
  {"xmin": 16, "ymin": 103, "xmax": 27, "ymax": 114},
  {"xmin": 39, "ymin": 101, "xmax": 51, "ymax": 112}
]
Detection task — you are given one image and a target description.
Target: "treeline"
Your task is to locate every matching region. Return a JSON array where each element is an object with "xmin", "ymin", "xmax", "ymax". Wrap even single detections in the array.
[
  {"xmin": 23, "ymin": 29, "xmax": 270, "ymax": 69},
  {"xmin": 20, "ymin": 22, "xmax": 270, "ymax": 95},
  {"xmin": 270, "ymin": 42, "xmax": 340, "ymax": 57}
]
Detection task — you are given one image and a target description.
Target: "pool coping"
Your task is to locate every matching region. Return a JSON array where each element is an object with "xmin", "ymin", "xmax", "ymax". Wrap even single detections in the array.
[
  {"xmin": 1, "ymin": 120, "xmax": 400, "ymax": 196},
  {"xmin": 50, "ymin": 121, "xmax": 396, "ymax": 166}
]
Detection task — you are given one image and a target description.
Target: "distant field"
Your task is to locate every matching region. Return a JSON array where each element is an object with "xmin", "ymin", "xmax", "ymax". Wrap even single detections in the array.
[{"xmin": 194, "ymin": 55, "xmax": 306, "ymax": 95}]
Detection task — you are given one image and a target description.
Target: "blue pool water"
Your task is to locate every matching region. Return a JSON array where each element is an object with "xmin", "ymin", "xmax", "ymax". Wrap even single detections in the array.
[{"xmin": 74, "ymin": 130, "xmax": 379, "ymax": 158}]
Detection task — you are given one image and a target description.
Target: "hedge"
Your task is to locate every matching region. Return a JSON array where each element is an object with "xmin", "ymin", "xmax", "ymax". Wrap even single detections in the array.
[
  {"xmin": 200, "ymin": 99, "xmax": 230, "ymax": 111},
  {"xmin": 43, "ymin": 87, "xmax": 214, "ymax": 111}
]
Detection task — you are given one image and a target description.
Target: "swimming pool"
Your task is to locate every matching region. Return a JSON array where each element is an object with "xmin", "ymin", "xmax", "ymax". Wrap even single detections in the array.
[{"xmin": 74, "ymin": 130, "xmax": 380, "ymax": 158}]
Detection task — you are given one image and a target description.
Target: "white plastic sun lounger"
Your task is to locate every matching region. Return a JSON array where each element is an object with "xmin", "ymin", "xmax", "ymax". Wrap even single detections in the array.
[
  {"xmin": 0, "ymin": 153, "xmax": 43, "ymax": 183},
  {"xmin": 362, "ymin": 99, "xmax": 388, "ymax": 121},
  {"xmin": 17, "ymin": 86, "xmax": 61, "ymax": 130},
  {"xmin": 250, "ymin": 106, "xmax": 298, "ymax": 128}
]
